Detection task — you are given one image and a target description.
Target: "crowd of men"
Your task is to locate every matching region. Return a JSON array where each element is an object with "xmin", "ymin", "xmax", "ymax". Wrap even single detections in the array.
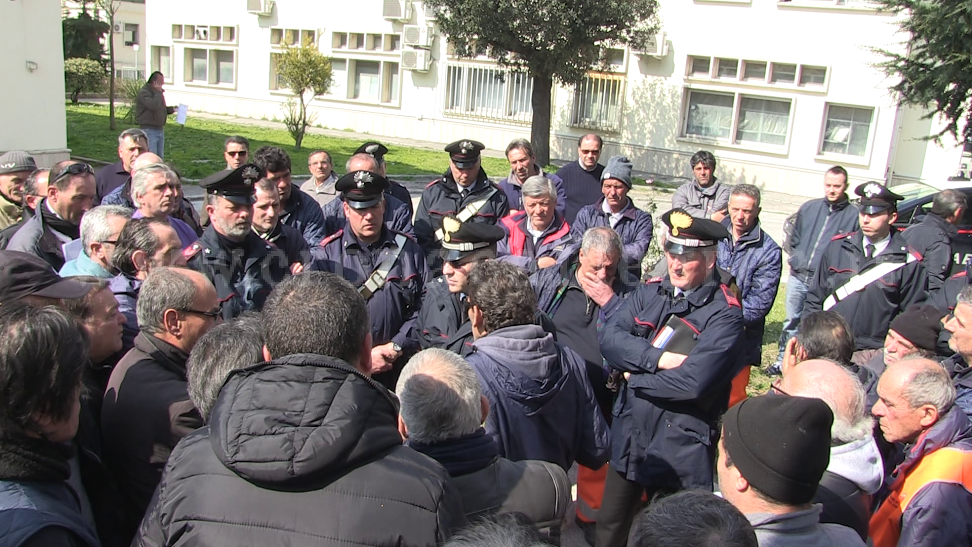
[{"xmin": 1, "ymin": 127, "xmax": 972, "ymax": 547}]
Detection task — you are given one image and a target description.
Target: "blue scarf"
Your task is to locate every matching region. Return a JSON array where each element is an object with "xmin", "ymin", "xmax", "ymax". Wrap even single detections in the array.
[{"xmin": 408, "ymin": 428, "xmax": 499, "ymax": 477}]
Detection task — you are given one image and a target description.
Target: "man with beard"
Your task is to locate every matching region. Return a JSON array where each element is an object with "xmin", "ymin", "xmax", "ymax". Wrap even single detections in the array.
[{"xmin": 185, "ymin": 164, "xmax": 290, "ymax": 320}]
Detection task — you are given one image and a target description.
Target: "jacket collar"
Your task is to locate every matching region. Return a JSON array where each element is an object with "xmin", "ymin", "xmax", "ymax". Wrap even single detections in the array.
[
  {"xmin": 827, "ymin": 195, "xmax": 851, "ymax": 212},
  {"xmin": 660, "ymin": 271, "xmax": 721, "ymax": 307},
  {"xmin": 0, "ymin": 189, "xmax": 21, "ymax": 219},
  {"xmin": 693, "ymin": 177, "xmax": 721, "ymax": 197},
  {"xmin": 720, "ymin": 217, "xmax": 764, "ymax": 247},
  {"xmin": 134, "ymin": 332, "xmax": 190, "ymax": 379},
  {"xmin": 924, "ymin": 212, "xmax": 958, "ymax": 238},
  {"xmin": 442, "ymin": 168, "xmax": 490, "ymax": 194},
  {"xmin": 893, "ymin": 408, "xmax": 972, "ymax": 483},
  {"xmin": 596, "ymin": 196, "xmax": 639, "ymax": 220},
  {"xmin": 341, "ymin": 223, "xmax": 395, "ymax": 251}
]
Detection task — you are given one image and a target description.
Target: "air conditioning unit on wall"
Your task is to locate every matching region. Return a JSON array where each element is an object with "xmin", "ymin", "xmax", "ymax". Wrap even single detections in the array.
[
  {"xmin": 383, "ymin": 0, "xmax": 413, "ymax": 22},
  {"xmin": 246, "ymin": 0, "xmax": 275, "ymax": 16},
  {"xmin": 113, "ymin": 23, "xmax": 122, "ymax": 33},
  {"xmin": 403, "ymin": 25, "xmax": 433, "ymax": 48},
  {"xmin": 402, "ymin": 49, "xmax": 432, "ymax": 72},
  {"xmin": 195, "ymin": 27, "xmax": 209, "ymax": 40},
  {"xmin": 634, "ymin": 32, "xmax": 669, "ymax": 58}
]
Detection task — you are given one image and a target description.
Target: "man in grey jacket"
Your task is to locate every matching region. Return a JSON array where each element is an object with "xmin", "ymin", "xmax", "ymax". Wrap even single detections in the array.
[
  {"xmin": 771, "ymin": 166, "xmax": 858, "ymax": 374},
  {"xmin": 396, "ymin": 348, "xmax": 569, "ymax": 537},
  {"xmin": 671, "ymin": 150, "xmax": 731, "ymax": 221},
  {"xmin": 718, "ymin": 395, "xmax": 866, "ymax": 547},
  {"xmin": 135, "ymin": 72, "xmax": 175, "ymax": 158}
]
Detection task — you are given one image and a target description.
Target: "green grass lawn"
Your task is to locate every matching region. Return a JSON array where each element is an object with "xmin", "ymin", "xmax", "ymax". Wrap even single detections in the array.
[
  {"xmin": 750, "ymin": 287, "xmax": 786, "ymax": 396},
  {"xmin": 66, "ymin": 103, "xmax": 512, "ymax": 179}
]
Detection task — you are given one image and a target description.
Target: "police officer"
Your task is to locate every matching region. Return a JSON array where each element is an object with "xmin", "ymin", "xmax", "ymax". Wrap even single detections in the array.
[
  {"xmin": 315, "ymin": 170, "xmax": 429, "ymax": 389},
  {"xmin": 354, "ymin": 141, "xmax": 414, "ymax": 218},
  {"xmin": 417, "ymin": 215, "xmax": 505, "ymax": 356},
  {"xmin": 597, "ymin": 208, "xmax": 745, "ymax": 547},
  {"xmin": 414, "ymin": 139, "xmax": 510, "ymax": 270},
  {"xmin": 322, "ymin": 152, "xmax": 414, "ymax": 236},
  {"xmin": 803, "ymin": 182, "xmax": 928, "ymax": 365},
  {"xmin": 185, "ymin": 163, "xmax": 291, "ymax": 320}
]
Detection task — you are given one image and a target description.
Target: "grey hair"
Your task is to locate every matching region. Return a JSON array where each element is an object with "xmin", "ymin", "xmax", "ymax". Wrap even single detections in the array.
[
  {"xmin": 958, "ymin": 285, "xmax": 972, "ymax": 309},
  {"xmin": 789, "ymin": 362, "xmax": 873, "ymax": 444},
  {"xmin": 118, "ymin": 128, "xmax": 148, "ymax": 146},
  {"xmin": 932, "ymin": 189, "xmax": 967, "ymax": 217},
  {"xmin": 396, "ymin": 348, "xmax": 482, "ymax": 444},
  {"xmin": 899, "ymin": 356, "xmax": 956, "ymax": 414},
  {"xmin": 80, "ymin": 205, "xmax": 133, "ymax": 254},
  {"xmin": 505, "ymin": 138, "xmax": 534, "ymax": 158},
  {"xmin": 444, "ymin": 513, "xmax": 551, "ymax": 547},
  {"xmin": 254, "ymin": 178, "xmax": 277, "ymax": 194},
  {"xmin": 136, "ymin": 267, "xmax": 198, "ymax": 336},
  {"xmin": 131, "ymin": 163, "xmax": 177, "ymax": 205},
  {"xmin": 522, "ymin": 175, "xmax": 556, "ymax": 201},
  {"xmin": 581, "ymin": 226, "xmax": 622, "ymax": 258},
  {"xmin": 730, "ymin": 184, "xmax": 761, "ymax": 207},
  {"xmin": 187, "ymin": 312, "xmax": 264, "ymax": 421},
  {"xmin": 24, "ymin": 169, "xmax": 50, "ymax": 196},
  {"xmin": 345, "ymin": 153, "xmax": 379, "ymax": 172}
]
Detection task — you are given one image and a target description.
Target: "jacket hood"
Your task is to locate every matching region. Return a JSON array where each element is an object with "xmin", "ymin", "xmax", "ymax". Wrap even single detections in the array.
[
  {"xmin": 208, "ymin": 353, "xmax": 403, "ymax": 488},
  {"xmin": 828, "ymin": 436, "xmax": 884, "ymax": 494},
  {"xmin": 471, "ymin": 324, "xmax": 568, "ymax": 415}
]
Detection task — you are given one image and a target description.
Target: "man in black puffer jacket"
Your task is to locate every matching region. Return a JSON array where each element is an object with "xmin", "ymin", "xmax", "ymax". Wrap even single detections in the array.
[{"xmin": 135, "ymin": 272, "xmax": 467, "ymax": 547}]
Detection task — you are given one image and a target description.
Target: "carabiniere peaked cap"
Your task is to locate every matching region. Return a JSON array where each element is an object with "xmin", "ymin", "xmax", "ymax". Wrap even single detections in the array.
[
  {"xmin": 855, "ymin": 181, "xmax": 904, "ymax": 214},
  {"xmin": 444, "ymin": 139, "xmax": 485, "ymax": 169},
  {"xmin": 661, "ymin": 208, "xmax": 729, "ymax": 254},
  {"xmin": 199, "ymin": 163, "xmax": 264, "ymax": 205},
  {"xmin": 336, "ymin": 170, "xmax": 389, "ymax": 209},
  {"xmin": 439, "ymin": 214, "xmax": 506, "ymax": 262}
]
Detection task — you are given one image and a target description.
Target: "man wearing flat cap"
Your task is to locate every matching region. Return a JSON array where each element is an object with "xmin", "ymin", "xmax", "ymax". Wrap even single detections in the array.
[
  {"xmin": 595, "ymin": 208, "xmax": 745, "ymax": 547},
  {"xmin": 718, "ymin": 395, "xmax": 866, "ymax": 546},
  {"xmin": 417, "ymin": 215, "xmax": 505, "ymax": 356},
  {"xmin": 414, "ymin": 139, "xmax": 510, "ymax": 270},
  {"xmin": 0, "ymin": 150, "xmax": 37, "ymax": 230},
  {"xmin": 354, "ymin": 141, "xmax": 413, "ymax": 217},
  {"xmin": 864, "ymin": 304, "xmax": 943, "ymax": 376},
  {"xmin": 804, "ymin": 181, "xmax": 928, "ymax": 366},
  {"xmin": 314, "ymin": 170, "xmax": 429, "ymax": 389},
  {"xmin": 185, "ymin": 163, "xmax": 290, "ymax": 320}
]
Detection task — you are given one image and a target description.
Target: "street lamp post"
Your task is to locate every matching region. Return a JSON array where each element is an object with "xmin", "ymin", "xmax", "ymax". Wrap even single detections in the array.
[{"xmin": 133, "ymin": 43, "xmax": 140, "ymax": 79}]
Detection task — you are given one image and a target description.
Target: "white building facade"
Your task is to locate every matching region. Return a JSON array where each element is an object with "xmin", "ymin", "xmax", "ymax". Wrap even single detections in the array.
[
  {"xmin": 141, "ymin": 0, "xmax": 963, "ymax": 196},
  {"xmin": 1, "ymin": 0, "xmax": 69, "ymax": 166},
  {"xmin": 63, "ymin": 0, "xmax": 147, "ymax": 80}
]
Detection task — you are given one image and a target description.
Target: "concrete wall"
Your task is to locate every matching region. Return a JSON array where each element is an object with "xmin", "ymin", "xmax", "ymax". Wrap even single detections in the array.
[{"xmin": 2, "ymin": 0, "xmax": 69, "ymax": 166}]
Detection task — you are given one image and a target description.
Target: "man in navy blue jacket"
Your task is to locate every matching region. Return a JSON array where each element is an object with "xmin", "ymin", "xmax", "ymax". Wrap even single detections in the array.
[{"xmin": 465, "ymin": 260, "xmax": 609, "ymax": 472}]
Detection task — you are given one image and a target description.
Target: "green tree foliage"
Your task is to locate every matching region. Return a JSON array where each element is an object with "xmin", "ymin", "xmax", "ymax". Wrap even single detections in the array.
[
  {"xmin": 875, "ymin": 0, "xmax": 972, "ymax": 143},
  {"xmin": 426, "ymin": 0, "xmax": 659, "ymax": 165},
  {"xmin": 276, "ymin": 40, "xmax": 334, "ymax": 149},
  {"xmin": 62, "ymin": 11, "xmax": 109, "ymax": 63},
  {"xmin": 64, "ymin": 57, "xmax": 106, "ymax": 104}
]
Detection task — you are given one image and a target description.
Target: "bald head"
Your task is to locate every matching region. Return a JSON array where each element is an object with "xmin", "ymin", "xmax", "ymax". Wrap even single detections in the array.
[
  {"xmin": 131, "ymin": 153, "xmax": 163, "ymax": 174},
  {"xmin": 780, "ymin": 359, "xmax": 872, "ymax": 444}
]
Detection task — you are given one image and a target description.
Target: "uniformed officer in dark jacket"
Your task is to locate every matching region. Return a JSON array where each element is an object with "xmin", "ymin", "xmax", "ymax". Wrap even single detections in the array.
[
  {"xmin": 314, "ymin": 170, "xmax": 429, "ymax": 389},
  {"xmin": 903, "ymin": 188, "xmax": 967, "ymax": 291},
  {"xmin": 322, "ymin": 152, "xmax": 414, "ymax": 236},
  {"xmin": 803, "ymin": 182, "xmax": 928, "ymax": 364},
  {"xmin": 596, "ymin": 209, "xmax": 745, "ymax": 547},
  {"xmin": 417, "ymin": 215, "xmax": 506, "ymax": 356},
  {"xmin": 354, "ymin": 141, "xmax": 414, "ymax": 218},
  {"xmin": 185, "ymin": 163, "xmax": 291, "ymax": 320},
  {"xmin": 414, "ymin": 139, "xmax": 510, "ymax": 270}
]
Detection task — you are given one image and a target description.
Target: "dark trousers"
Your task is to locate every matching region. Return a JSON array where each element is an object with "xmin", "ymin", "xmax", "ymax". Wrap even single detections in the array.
[{"xmin": 594, "ymin": 468, "xmax": 665, "ymax": 547}]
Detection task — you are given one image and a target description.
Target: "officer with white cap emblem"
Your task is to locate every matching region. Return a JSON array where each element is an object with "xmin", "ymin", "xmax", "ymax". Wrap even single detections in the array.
[{"xmin": 803, "ymin": 181, "xmax": 928, "ymax": 365}]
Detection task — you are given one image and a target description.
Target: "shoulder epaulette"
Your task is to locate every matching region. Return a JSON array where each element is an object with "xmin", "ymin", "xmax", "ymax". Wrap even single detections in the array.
[
  {"xmin": 952, "ymin": 271, "xmax": 968, "ymax": 279},
  {"xmin": 319, "ymin": 229, "xmax": 343, "ymax": 247},
  {"xmin": 720, "ymin": 284, "xmax": 742, "ymax": 308},
  {"xmin": 831, "ymin": 231, "xmax": 855, "ymax": 241},
  {"xmin": 389, "ymin": 229, "xmax": 418, "ymax": 243},
  {"xmin": 182, "ymin": 242, "xmax": 202, "ymax": 260},
  {"xmin": 644, "ymin": 276, "xmax": 663, "ymax": 284},
  {"xmin": 425, "ymin": 178, "xmax": 441, "ymax": 189}
]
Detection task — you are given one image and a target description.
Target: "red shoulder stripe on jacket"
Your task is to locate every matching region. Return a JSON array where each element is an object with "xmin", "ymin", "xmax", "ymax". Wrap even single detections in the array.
[
  {"xmin": 319, "ymin": 229, "xmax": 343, "ymax": 247},
  {"xmin": 720, "ymin": 285, "xmax": 741, "ymax": 308},
  {"xmin": 831, "ymin": 231, "xmax": 855, "ymax": 241},
  {"xmin": 644, "ymin": 276, "xmax": 664, "ymax": 284},
  {"xmin": 183, "ymin": 242, "xmax": 201, "ymax": 260}
]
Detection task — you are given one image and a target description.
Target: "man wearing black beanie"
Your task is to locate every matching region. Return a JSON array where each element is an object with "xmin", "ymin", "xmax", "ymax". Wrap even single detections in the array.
[{"xmin": 717, "ymin": 395, "xmax": 866, "ymax": 547}]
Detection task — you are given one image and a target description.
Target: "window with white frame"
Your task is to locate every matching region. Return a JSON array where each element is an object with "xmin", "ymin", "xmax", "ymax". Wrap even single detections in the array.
[
  {"xmin": 683, "ymin": 89, "xmax": 792, "ymax": 148},
  {"xmin": 151, "ymin": 46, "xmax": 171, "ymax": 80},
  {"xmin": 443, "ymin": 63, "xmax": 533, "ymax": 124},
  {"xmin": 269, "ymin": 28, "xmax": 320, "ymax": 91},
  {"xmin": 320, "ymin": 58, "xmax": 400, "ymax": 105},
  {"xmin": 821, "ymin": 104, "xmax": 873, "ymax": 157},
  {"xmin": 687, "ymin": 56, "xmax": 829, "ymax": 91},
  {"xmin": 571, "ymin": 73, "xmax": 626, "ymax": 132},
  {"xmin": 184, "ymin": 48, "xmax": 236, "ymax": 86}
]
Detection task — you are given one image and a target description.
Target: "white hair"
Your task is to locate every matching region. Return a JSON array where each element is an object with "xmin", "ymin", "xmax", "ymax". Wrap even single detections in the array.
[
  {"xmin": 395, "ymin": 348, "xmax": 482, "ymax": 444},
  {"xmin": 521, "ymin": 175, "xmax": 556, "ymax": 201},
  {"xmin": 131, "ymin": 163, "xmax": 176, "ymax": 206}
]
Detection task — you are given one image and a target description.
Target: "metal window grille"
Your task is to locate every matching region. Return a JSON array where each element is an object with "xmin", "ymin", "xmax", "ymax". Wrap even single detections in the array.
[
  {"xmin": 570, "ymin": 73, "xmax": 626, "ymax": 132},
  {"xmin": 443, "ymin": 63, "xmax": 533, "ymax": 124}
]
